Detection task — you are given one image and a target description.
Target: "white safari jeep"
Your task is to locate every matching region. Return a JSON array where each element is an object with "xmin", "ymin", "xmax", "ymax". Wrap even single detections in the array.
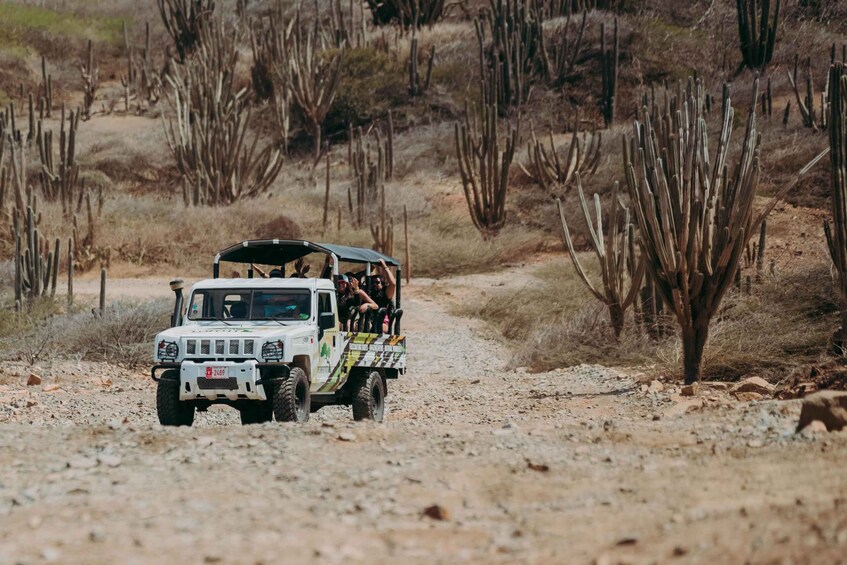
[{"xmin": 151, "ymin": 240, "xmax": 406, "ymax": 426}]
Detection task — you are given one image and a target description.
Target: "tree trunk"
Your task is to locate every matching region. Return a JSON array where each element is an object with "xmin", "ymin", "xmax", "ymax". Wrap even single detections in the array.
[
  {"xmin": 313, "ymin": 120, "xmax": 322, "ymax": 162},
  {"xmin": 682, "ymin": 324, "xmax": 709, "ymax": 385},
  {"xmin": 609, "ymin": 303, "xmax": 624, "ymax": 340}
]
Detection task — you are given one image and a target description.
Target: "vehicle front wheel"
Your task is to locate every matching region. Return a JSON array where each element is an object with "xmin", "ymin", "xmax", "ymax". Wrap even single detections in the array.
[
  {"xmin": 156, "ymin": 370, "xmax": 195, "ymax": 427},
  {"xmin": 272, "ymin": 367, "xmax": 310, "ymax": 423},
  {"xmin": 351, "ymin": 370, "xmax": 385, "ymax": 422},
  {"xmin": 240, "ymin": 401, "xmax": 273, "ymax": 425}
]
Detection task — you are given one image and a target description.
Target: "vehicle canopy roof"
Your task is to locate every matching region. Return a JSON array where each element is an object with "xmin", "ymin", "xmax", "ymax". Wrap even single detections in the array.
[
  {"xmin": 191, "ymin": 277, "xmax": 336, "ymax": 292},
  {"xmin": 214, "ymin": 240, "xmax": 400, "ymax": 274}
]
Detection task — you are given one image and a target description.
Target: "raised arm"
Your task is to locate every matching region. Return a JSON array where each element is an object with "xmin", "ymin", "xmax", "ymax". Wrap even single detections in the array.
[{"xmin": 378, "ymin": 259, "xmax": 397, "ymax": 300}]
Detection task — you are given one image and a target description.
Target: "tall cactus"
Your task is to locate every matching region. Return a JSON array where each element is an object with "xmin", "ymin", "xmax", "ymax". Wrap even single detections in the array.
[
  {"xmin": 286, "ymin": 19, "xmax": 344, "ymax": 161},
  {"xmin": 625, "ymin": 78, "xmax": 825, "ymax": 383},
  {"xmin": 157, "ymin": 0, "xmax": 216, "ymax": 63},
  {"xmin": 162, "ymin": 19, "xmax": 283, "ymax": 205},
  {"xmin": 735, "ymin": 0, "xmax": 780, "ymax": 72},
  {"xmin": 600, "ymin": 18, "xmax": 618, "ymax": 128},
  {"xmin": 556, "ymin": 175, "xmax": 644, "ymax": 338},
  {"xmin": 455, "ymin": 100, "xmax": 518, "ymax": 239},
  {"xmin": 824, "ymin": 63, "xmax": 847, "ymax": 350},
  {"xmin": 13, "ymin": 205, "xmax": 59, "ymax": 307}
]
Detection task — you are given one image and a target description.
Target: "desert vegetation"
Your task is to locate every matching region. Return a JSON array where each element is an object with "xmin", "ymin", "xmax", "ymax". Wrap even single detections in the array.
[{"xmin": 0, "ymin": 0, "xmax": 843, "ymax": 388}]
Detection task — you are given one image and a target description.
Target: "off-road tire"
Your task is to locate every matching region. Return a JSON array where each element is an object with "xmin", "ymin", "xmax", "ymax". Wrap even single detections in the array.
[
  {"xmin": 272, "ymin": 367, "xmax": 310, "ymax": 422},
  {"xmin": 156, "ymin": 371, "xmax": 195, "ymax": 427},
  {"xmin": 239, "ymin": 401, "xmax": 273, "ymax": 425},
  {"xmin": 351, "ymin": 370, "xmax": 385, "ymax": 422}
]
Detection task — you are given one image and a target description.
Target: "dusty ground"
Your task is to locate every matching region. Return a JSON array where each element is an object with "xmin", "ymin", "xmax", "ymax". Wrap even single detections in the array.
[{"xmin": 1, "ymin": 268, "xmax": 847, "ymax": 565}]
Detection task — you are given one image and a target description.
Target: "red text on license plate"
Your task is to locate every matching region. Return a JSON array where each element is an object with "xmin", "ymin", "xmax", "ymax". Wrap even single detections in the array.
[{"xmin": 205, "ymin": 366, "xmax": 227, "ymax": 379}]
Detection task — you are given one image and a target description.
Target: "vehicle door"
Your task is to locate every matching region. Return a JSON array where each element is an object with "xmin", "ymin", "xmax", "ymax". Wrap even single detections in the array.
[{"xmin": 314, "ymin": 290, "xmax": 344, "ymax": 391}]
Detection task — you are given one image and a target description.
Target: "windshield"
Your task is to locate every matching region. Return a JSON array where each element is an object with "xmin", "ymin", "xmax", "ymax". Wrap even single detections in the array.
[{"xmin": 187, "ymin": 289, "xmax": 311, "ymax": 321}]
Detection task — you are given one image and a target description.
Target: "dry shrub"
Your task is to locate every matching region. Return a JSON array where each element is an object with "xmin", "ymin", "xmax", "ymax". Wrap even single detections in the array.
[
  {"xmin": 462, "ymin": 256, "xmax": 840, "ymax": 380},
  {"xmin": 55, "ymin": 300, "xmax": 170, "ymax": 368},
  {"xmin": 657, "ymin": 262, "xmax": 839, "ymax": 381},
  {"xmin": 460, "ymin": 260, "xmax": 657, "ymax": 371}
]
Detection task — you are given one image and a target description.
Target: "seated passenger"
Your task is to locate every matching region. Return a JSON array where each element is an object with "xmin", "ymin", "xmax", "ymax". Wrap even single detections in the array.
[
  {"xmin": 336, "ymin": 275, "xmax": 377, "ymax": 331},
  {"xmin": 371, "ymin": 259, "xmax": 397, "ymax": 333}
]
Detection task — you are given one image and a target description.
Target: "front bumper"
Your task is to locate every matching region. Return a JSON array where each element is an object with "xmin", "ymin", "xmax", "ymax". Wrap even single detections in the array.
[{"xmin": 151, "ymin": 361, "xmax": 292, "ymax": 402}]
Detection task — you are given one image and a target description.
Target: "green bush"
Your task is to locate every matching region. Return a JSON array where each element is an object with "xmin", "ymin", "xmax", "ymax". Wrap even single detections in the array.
[{"xmin": 324, "ymin": 47, "xmax": 406, "ymax": 136}]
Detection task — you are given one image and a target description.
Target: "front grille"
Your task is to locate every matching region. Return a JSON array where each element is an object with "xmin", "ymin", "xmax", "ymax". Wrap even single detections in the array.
[
  {"xmin": 183, "ymin": 338, "xmax": 257, "ymax": 360},
  {"xmin": 196, "ymin": 377, "xmax": 238, "ymax": 390}
]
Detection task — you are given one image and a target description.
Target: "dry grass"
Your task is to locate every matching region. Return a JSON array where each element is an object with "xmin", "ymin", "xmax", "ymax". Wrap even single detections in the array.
[{"xmin": 461, "ymin": 254, "xmax": 841, "ymax": 382}]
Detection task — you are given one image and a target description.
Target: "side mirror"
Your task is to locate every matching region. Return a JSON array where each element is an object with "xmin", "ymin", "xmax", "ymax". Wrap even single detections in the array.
[{"xmin": 318, "ymin": 312, "xmax": 335, "ymax": 331}]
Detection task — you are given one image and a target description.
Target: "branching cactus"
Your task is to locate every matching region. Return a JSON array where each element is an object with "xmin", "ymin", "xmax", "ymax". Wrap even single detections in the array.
[
  {"xmin": 157, "ymin": 0, "xmax": 216, "ymax": 63},
  {"xmin": 36, "ymin": 105, "xmax": 80, "ymax": 213},
  {"xmin": 163, "ymin": 19, "xmax": 283, "ymax": 206},
  {"xmin": 735, "ymin": 0, "xmax": 780, "ymax": 72},
  {"xmin": 286, "ymin": 20, "xmax": 345, "ymax": 161},
  {"xmin": 80, "ymin": 40, "xmax": 99, "ymax": 120},
  {"xmin": 556, "ymin": 175, "xmax": 644, "ymax": 339},
  {"xmin": 520, "ymin": 110, "xmax": 602, "ymax": 192},
  {"xmin": 625, "ymin": 78, "xmax": 825, "ymax": 383},
  {"xmin": 455, "ymin": 100, "xmax": 518, "ymax": 239},
  {"xmin": 13, "ymin": 205, "xmax": 59, "ymax": 308},
  {"xmin": 476, "ymin": 0, "xmax": 543, "ymax": 111},
  {"xmin": 538, "ymin": 9, "xmax": 587, "ymax": 87},
  {"xmin": 366, "ymin": 0, "xmax": 445, "ymax": 28},
  {"xmin": 600, "ymin": 18, "xmax": 618, "ymax": 127},
  {"xmin": 824, "ymin": 63, "xmax": 847, "ymax": 350}
]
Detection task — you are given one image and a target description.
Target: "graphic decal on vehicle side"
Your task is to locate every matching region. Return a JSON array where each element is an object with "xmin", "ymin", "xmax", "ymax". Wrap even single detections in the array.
[{"xmin": 317, "ymin": 333, "xmax": 406, "ymax": 392}]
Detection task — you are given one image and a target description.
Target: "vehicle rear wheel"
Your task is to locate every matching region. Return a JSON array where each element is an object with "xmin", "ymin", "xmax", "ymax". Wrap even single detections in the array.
[
  {"xmin": 351, "ymin": 370, "xmax": 385, "ymax": 422},
  {"xmin": 272, "ymin": 367, "xmax": 310, "ymax": 422},
  {"xmin": 240, "ymin": 401, "xmax": 273, "ymax": 425},
  {"xmin": 156, "ymin": 370, "xmax": 195, "ymax": 427}
]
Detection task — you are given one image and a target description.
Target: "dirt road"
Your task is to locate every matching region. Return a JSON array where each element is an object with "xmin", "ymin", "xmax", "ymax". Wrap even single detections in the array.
[{"xmin": 1, "ymin": 269, "xmax": 847, "ymax": 564}]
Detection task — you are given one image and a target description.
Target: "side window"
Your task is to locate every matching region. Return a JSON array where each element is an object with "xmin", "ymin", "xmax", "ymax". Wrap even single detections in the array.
[
  {"xmin": 188, "ymin": 292, "xmax": 205, "ymax": 320},
  {"xmin": 318, "ymin": 292, "xmax": 333, "ymax": 315}
]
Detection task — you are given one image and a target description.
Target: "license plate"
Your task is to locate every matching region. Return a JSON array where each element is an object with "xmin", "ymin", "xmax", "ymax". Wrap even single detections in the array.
[{"xmin": 205, "ymin": 366, "xmax": 228, "ymax": 379}]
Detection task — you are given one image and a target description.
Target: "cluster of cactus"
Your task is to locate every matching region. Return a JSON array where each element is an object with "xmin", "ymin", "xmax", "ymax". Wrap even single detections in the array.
[
  {"xmin": 250, "ymin": 8, "xmax": 346, "ymax": 160},
  {"xmin": 787, "ymin": 46, "xmax": 846, "ymax": 131},
  {"xmin": 121, "ymin": 22, "xmax": 162, "ymax": 112},
  {"xmin": 347, "ymin": 114, "xmax": 395, "ymax": 227},
  {"xmin": 600, "ymin": 19, "xmax": 618, "ymax": 127},
  {"xmin": 163, "ymin": 18, "xmax": 283, "ymax": 206},
  {"xmin": 824, "ymin": 63, "xmax": 847, "ymax": 349},
  {"xmin": 408, "ymin": 32, "xmax": 435, "ymax": 97},
  {"xmin": 12, "ymin": 204, "xmax": 61, "ymax": 310},
  {"xmin": 36, "ymin": 105, "xmax": 81, "ymax": 213},
  {"xmin": 37, "ymin": 56, "xmax": 53, "ymax": 119},
  {"xmin": 80, "ymin": 41, "xmax": 99, "ymax": 120},
  {"xmin": 624, "ymin": 78, "xmax": 825, "ymax": 383},
  {"xmin": 520, "ymin": 109, "xmax": 602, "ymax": 192},
  {"xmin": 249, "ymin": 8, "xmax": 294, "ymax": 153},
  {"xmin": 556, "ymin": 176, "xmax": 644, "ymax": 339},
  {"xmin": 454, "ymin": 98, "xmax": 518, "ymax": 239},
  {"xmin": 539, "ymin": 9, "xmax": 588, "ymax": 88},
  {"xmin": 286, "ymin": 19, "xmax": 345, "ymax": 160},
  {"xmin": 370, "ymin": 181, "xmax": 394, "ymax": 256},
  {"xmin": 365, "ymin": 0, "xmax": 445, "ymax": 28},
  {"xmin": 475, "ymin": 0, "xmax": 544, "ymax": 111},
  {"xmin": 735, "ymin": 0, "xmax": 781, "ymax": 72},
  {"xmin": 157, "ymin": 0, "xmax": 216, "ymax": 63}
]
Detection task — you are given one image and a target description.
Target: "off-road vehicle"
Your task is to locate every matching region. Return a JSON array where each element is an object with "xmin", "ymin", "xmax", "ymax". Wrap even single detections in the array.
[{"xmin": 151, "ymin": 240, "xmax": 406, "ymax": 426}]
